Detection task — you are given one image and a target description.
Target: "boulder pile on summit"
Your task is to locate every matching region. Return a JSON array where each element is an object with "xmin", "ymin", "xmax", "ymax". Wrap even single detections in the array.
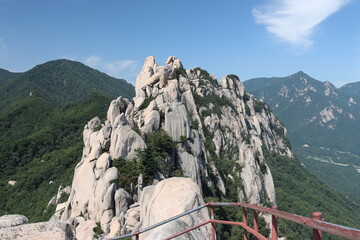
[{"xmin": 53, "ymin": 56, "xmax": 292, "ymax": 239}]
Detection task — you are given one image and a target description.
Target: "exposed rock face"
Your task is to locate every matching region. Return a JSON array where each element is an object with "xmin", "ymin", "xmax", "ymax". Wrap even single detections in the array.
[
  {"xmin": 58, "ymin": 56, "xmax": 292, "ymax": 239},
  {"xmin": 139, "ymin": 178, "xmax": 211, "ymax": 239},
  {"xmin": 0, "ymin": 221, "xmax": 75, "ymax": 240},
  {"xmin": 75, "ymin": 220, "xmax": 97, "ymax": 240},
  {"xmin": 109, "ymin": 116, "xmax": 145, "ymax": 160},
  {"xmin": 145, "ymin": 220, "xmax": 207, "ymax": 240},
  {"xmin": 46, "ymin": 185, "xmax": 71, "ymax": 220},
  {"xmin": 0, "ymin": 215, "xmax": 28, "ymax": 229}
]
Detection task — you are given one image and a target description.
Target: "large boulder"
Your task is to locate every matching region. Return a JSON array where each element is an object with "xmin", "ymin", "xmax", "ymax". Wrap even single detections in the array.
[
  {"xmin": 0, "ymin": 221, "xmax": 75, "ymax": 240},
  {"xmin": 145, "ymin": 219, "xmax": 207, "ymax": 240},
  {"xmin": 109, "ymin": 117, "xmax": 146, "ymax": 160},
  {"xmin": 0, "ymin": 215, "xmax": 28, "ymax": 229},
  {"xmin": 134, "ymin": 56, "xmax": 156, "ymax": 107},
  {"xmin": 139, "ymin": 177, "xmax": 211, "ymax": 240},
  {"xmin": 76, "ymin": 220, "xmax": 97, "ymax": 240},
  {"xmin": 107, "ymin": 97, "xmax": 128, "ymax": 125}
]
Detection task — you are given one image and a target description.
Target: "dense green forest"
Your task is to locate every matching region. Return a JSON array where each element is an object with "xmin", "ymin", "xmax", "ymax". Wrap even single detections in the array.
[
  {"xmin": 0, "ymin": 68, "xmax": 18, "ymax": 86},
  {"xmin": 0, "ymin": 93, "xmax": 111, "ymax": 222},
  {"xmin": 0, "ymin": 59, "xmax": 134, "ymax": 114},
  {"xmin": 267, "ymin": 152, "xmax": 360, "ymax": 239},
  {"xmin": 295, "ymin": 145, "xmax": 360, "ymax": 202}
]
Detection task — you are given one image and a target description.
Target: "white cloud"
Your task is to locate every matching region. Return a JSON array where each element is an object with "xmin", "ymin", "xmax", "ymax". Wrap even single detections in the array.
[
  {"xmin": 104, "ymin": 60, "xmax": 137, "ymax": 75},
  {"xmin": 84, "ymin": 55, "xmax": 101, "ymax": 68},
  {"xmin": 253, "ymin": 0, "xmax": 351, "ymax": 49},
  {"xmin": 60, "ymin": 54, "xmax": 139, "ymax": 82},
  {"xmin": 80, "ymin": 56, "xmax": 138, "ymax": 83}
]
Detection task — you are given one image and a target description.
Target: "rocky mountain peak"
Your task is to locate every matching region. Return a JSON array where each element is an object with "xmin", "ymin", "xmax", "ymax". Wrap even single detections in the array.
[
  {"xmin": 134, "ymin": 56, "xmax": 183, "ymax": 107},
  {"xmin": 323, "ymin": 81, "xmax": 338, "ymax": 97},
  {"xmin": 289, "ymin": 70, "xmax": 310, "ymax": 81},
  {"xmin": 55, "ymin": 56, "xmax": 293, "ymax": 239},
  {"xmin": 293, "ymin": 70, "xmax": 307, "ymax": 77},
  {"xmin": 245, "ymin": 71, "xmax": 360, "ymax": 149}
]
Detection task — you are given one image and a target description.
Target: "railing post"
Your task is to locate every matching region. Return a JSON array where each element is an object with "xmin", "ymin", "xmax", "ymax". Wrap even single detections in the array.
[
  {"xmin": 312, "ymin": 212, "xmax": 323, "ymax": 240},
  {"xmin": 271, "ymin": 206, "xmax": 278, "ymax": 240},
  {"xmin": 253, "ymin": 207, "xmax": 259, "ymax": 240},
  {"xmin": 243, "ymin": 206, "xmax": 248, "ymax": 240},
  {"xmin": 210, "ymin": 206, "xmax": 216, "ymax": 240},
  {"xmin": 134, "ymin": 231, "xmax": 140, "ymax": 240}
]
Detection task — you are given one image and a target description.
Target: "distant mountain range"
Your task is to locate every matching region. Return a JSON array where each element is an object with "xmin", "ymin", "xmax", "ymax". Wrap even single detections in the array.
[
  {"xmin": 339, "ymin": 81, "xmax": 360, "ymax": 97},
  {"xmin": 244, "ymin": 72, "xmax": 360, "ymax": 201},
  {"xmin": 0, "ymin": 59, "xmax": 134, "ymax": 113}
]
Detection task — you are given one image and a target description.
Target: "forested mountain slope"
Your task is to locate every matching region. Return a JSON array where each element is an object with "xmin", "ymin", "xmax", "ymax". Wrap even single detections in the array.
[
  {"xmin": 0, "ymin": 59, "xmax": 134, "ymax": 114},
  {"xmin": 244, "ymin": 72, "xmax": 360, "ymax": 202}
]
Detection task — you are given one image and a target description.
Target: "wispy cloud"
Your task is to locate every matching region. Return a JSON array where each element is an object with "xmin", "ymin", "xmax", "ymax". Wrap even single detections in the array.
[
  {"xmin": 81, "ymin": 55, "xmax": 138, "ymax": 83},
  {"xmin": 253, "ymin": 0, "xmax": 351, "ymax": 50},
  {"xmin": 84, "ymin": 55, "xmax": 101, "ymax": 68},
  {"xmin": 0, "ymin": 37, "xmax": 7, "ymax": 50},
  {"xmin": 104, "ymin": 60, "xmax": 137, "ymax": 75},
  {"xmin": 59, "ymin": 54, "xmax": 139, "ymax": 82}
]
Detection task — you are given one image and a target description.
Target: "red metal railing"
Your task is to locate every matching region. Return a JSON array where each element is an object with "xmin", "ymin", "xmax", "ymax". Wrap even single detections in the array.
[{"xmin": 106, "ymin": 202, "xmax": 360, "ymax": 240}]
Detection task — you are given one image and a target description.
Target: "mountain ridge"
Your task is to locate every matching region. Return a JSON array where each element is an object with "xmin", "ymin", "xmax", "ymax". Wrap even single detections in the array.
[
  {"xmin": 339, "ymin": 81, "xmax": 360, "ymax": 98},
  {"xmin": 0, "ymin": 59, "xmax": 135, "ymax": 113},
  {"xmin": 0, "ymin": 68, "xmax": 18, "ymax": 86},
  {"xmin": 244, "ymin": 71, "xmax": 360, "ymax": 202}
]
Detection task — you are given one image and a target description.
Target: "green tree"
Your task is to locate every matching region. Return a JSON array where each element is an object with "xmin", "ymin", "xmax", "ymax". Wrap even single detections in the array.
[{"xmin": 136, "ymin": 129, "xmax": 174, "ymax": 185}]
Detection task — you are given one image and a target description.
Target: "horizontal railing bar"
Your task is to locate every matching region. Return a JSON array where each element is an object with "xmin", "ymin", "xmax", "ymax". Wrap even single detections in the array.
[
  {"xmin": 105, "ymin": 202, "xmax": 210, "ymax": 240},
  {"xmin": 106, "ymin": 232, "xmax": 134, "ymax": 239},
  {"xmin": 139, "ymin": 202, "xmax": 210, "ymax": 233},
  {"xmin": 209, "ymin": 202, "xmax": 360, "ymax": 240},
  {"xmin": 163, "ymin": 220, "xmax": 212, "ymax": 240},
  {"xmin": 211, "ymin": 219, "xmax": 268, "ymax": 240},
  {"xmin": 163, "ymin": 218, "xmax": 270, "ymax": 240},
  {"xmin": 107, "ymin": 201, "xmax": 360, "ymax": 240}
]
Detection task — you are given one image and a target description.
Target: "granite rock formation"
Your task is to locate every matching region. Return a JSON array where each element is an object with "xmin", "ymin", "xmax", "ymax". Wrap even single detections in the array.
[{"xmin": 55, "ymin": 56, "xmax": 292, "ymax": 239}]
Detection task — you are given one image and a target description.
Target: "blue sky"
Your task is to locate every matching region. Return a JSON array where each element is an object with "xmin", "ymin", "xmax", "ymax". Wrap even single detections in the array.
[{"xmin": 0, "ymin": 0, "xmax": 359, "ymax": 87}]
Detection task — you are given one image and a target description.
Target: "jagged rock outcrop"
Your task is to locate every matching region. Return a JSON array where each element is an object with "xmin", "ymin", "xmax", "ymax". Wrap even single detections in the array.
[
  {"xmin": 57, "ymin": 56, "xmax": 292, "ymax": 239},
  {"xmin": 46, "ymin": 185, "xmax": 72, "ymax": 221}
]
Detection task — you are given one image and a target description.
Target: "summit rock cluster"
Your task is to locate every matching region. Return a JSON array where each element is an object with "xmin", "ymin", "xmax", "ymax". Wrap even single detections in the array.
[{"xmin": 54, "ymin": 56, "xmax": 292, "ymax": 239}]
